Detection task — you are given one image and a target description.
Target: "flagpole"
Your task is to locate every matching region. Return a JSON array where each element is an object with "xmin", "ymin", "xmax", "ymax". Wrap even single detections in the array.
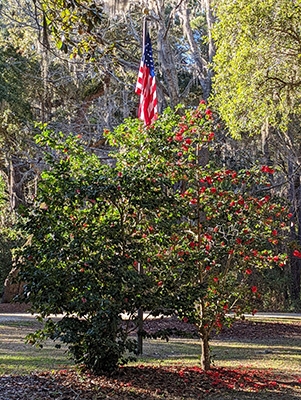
[
  {"xmin": 137, "ymin": 13, "xmax": 149, "ymax": 356},
  {"xmin": 143, "ymin": 13, "xmax": 148, "ymax": 50}
]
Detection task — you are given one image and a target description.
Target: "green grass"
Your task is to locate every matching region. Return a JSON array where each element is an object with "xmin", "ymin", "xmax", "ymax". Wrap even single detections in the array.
[
  {"xmin": 0, "ymin": 321, "xmax": 71, "ymax": 375},
  {"xmin": 133, "ymin": 336, "xmax": 301, "ymax": 374},
  {"xmin": 0, "ymin": 318, "xmax": 301, "ymax": 377}
]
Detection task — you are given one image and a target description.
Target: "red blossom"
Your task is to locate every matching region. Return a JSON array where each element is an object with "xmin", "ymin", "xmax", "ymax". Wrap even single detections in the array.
[
  {"xmin": 293, "ymin": 249, "xmax": 301, "ymax": 258},
  {"xmin": 207, "ymin": 176, "xmax": 214, "ymax": 184},
  {"xmin": 251, "ymin": 286, "xmax": 258, "ymax": 293},
  {"xmin": 175, "ymin": 134, "xmax": 184, "ymax": 142},
  {"xmin": 190, "ymin": 198, "xmax": 198, "ymax": 205},
  {"xmin": 261, "ymin": 165, "xmax": 274, "ymax": 174},
  {"xmin": 245, "ymin": 268, "xmax": 252, "ymax": 275}
]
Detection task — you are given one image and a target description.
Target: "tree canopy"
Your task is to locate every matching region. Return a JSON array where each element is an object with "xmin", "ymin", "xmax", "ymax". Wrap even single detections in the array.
[{"xmin": 212, "ymin": 0, "xmax": 301, "ymax": 138}]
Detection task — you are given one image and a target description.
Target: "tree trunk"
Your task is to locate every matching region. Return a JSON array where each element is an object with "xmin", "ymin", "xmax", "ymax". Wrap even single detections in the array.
[
  {"xmin": 200, "ymin": 327, "xmax": 211, "ymax": 370},
  {"xmin": 288, "ymin": 160, "xmax": 301, "ymax": 303}
]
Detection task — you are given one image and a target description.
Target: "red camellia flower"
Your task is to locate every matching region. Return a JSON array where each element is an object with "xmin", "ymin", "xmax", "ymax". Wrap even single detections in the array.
[
  {"xmin": 213, "ymin": 277, "xmax": 219, "ymax": 282},
  {"xmin": 185, "ymin": 138, "xmax": 192, "ymax": 145},
  {"xmin": 175, "ymin": 134, "xmax": 184, "ymax": 142},
  {"xmin": 245, "ymin": 268, "xmax": 252, "ymax": 275},
  {"xmin": 157, "ymin": 281, "xmax": 163, "ymax": 286},
  {"xmin": 261, "ymin": 165, "xmax": 274, "ymax": 174},
  {"xmin": 293, "ymin": 249, "xmax": 301, "ymax": 258},
  {"xmin": 190, "ymin": 198, "xmax": 198, "ymax": 205},
  {"xmin": 251, "ymin": 286, "xmax": 258, "ymax": 293}
]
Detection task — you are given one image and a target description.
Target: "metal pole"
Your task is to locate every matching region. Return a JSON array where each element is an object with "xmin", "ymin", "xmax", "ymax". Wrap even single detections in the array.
[
  {"xmin": 137, "ymin": 262, "xmax": 143, "ymax": 354},
  {"xmin": 137, "ymin": 16, "xmax": 148, "ymax": 355}
]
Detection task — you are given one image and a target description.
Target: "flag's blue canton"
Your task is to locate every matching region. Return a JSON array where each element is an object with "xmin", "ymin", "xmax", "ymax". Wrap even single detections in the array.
[{"xmin": 143, "ymin": 34, "xmax": 155, "ymax": 78}]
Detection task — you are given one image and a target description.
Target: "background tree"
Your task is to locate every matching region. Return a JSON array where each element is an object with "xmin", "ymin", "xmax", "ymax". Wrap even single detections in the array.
[{"xmin": 212, "ymin": 0, "xmax": 301, "ymax": 305}]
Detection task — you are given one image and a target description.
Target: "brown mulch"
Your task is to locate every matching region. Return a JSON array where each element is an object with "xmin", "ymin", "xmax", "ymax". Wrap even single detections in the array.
[
  {"xmin": 0, "ymin": 302, "xmax": 30, "ymax": 313},
  {"xmin": 0, "ymin": 365, "xmax": 300, "ymax": 400},
  {"xmin": 143, "ymin": 315, "xmax": 301, "ymax": 341}
]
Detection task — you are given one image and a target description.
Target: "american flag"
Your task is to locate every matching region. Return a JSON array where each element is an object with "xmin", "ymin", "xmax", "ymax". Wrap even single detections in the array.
[{"xmin": 135, "ymin": 32, "xmax": 158, "ymax": 126}]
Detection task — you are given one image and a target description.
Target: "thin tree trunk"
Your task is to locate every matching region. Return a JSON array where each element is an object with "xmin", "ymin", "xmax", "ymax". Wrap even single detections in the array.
[
  {"xmin": 288, "ymin": 159, "xmax": 301, "ymax": 302},
  {"xmin": 199, "ymin": 326, "xmax": 211, "ymax": 370}
]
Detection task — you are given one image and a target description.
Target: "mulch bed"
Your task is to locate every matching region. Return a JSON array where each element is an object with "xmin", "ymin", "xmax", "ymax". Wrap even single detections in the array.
[
  {"xmin": 0, "ymin": 365, "xmax": 300, "ymax": 400},
  {"xmin": 143, "ymin": 315, "xmax": 301, "ymax": 341}
]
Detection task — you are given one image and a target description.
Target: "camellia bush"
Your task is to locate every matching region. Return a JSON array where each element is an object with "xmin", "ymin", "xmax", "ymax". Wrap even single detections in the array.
[{"xmin": 16, "ymin": 103, "xmax": 289, "ymax": 374}]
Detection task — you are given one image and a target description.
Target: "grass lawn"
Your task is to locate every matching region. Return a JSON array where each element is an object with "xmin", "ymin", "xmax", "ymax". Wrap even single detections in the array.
[{"xmin": 0, "ymin": 320, "xmax": 71, "ymax": 375}]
